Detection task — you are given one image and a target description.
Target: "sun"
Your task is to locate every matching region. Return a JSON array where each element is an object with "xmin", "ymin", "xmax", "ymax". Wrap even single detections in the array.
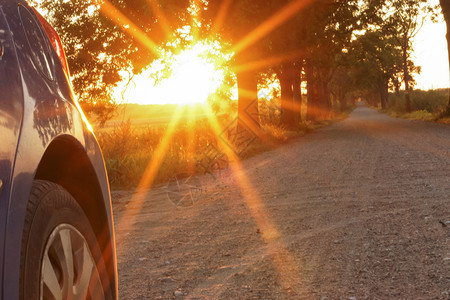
[
  {"xmin": 116, "ymin": 43, "xmax": 226, "ymax": 106},
  {"xmin": 158, "ymin": 46, "xmax": 225, "ymax": 105}
]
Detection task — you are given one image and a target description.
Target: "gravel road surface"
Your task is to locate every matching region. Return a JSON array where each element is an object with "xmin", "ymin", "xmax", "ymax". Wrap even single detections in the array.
[{"xmin": 112, "ymin": 104, "xmax": 450, "ymax": 299}]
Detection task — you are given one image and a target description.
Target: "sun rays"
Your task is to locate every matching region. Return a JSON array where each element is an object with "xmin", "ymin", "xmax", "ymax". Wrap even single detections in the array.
[
  {"xmin": 145, "ymin": 0, "xmax": 173, "ymax": 40},
  {"xmin": 99, "ymin": 1, "xmax": 161, "ymax": 57},
  {"xmin": 231, "ymin": 0, "xmax": 317, "ymax": 54},
  {"xmin": 234, "ymin": 49, "xmax": 307, "ymax": 74},
  {"xmin": 99, "ymin": 0, "xmax": 316, "ymax": 295},
  {"xmin": 200, "ymin": 104, "xmax": 309, "ymax": 295},
  {"xmin": 114, "ymin": 104, "xmax": 185, "ymax": 236}
]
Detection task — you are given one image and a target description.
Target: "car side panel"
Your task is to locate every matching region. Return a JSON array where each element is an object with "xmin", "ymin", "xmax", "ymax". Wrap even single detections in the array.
[
  {"xmin": 1, "ymin": 1, "xmax": 62, "ymax": 297},
  {"xmin": 0, "ymin": 4, "xmax": 24, "ymax": 298},
  {"xmin": 0, "ymin": 1, "xmax": 117, "ymax": 298}
]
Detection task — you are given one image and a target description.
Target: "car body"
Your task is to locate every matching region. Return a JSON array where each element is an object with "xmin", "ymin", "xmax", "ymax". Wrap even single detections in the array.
[{"xmin": 0, "ymin": 0, "xmax": 117, "ymax": 298}]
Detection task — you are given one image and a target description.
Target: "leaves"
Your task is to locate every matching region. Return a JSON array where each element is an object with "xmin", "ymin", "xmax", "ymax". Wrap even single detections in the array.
[{"xmin": 33, "ymin": 0, "xmax": 190, "ymax": 121}]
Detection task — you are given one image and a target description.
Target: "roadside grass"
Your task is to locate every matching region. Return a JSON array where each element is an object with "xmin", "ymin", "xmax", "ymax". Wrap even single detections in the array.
[
  {"xmin": 383, "ymin": 89, "xmax": 450, "ymax": 123},
  {"xmin": 96, "ymin": 105, "xmax": 352, "ymax": 190},
  {"xmin": 96, "ymin": 116, "xmax": 290, "ymax": 189}
]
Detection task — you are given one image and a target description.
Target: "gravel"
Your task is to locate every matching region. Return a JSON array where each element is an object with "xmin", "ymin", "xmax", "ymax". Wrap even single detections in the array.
[{"xmin": 113, "ymin": 104, "xmax": 450, "ymax": 299}]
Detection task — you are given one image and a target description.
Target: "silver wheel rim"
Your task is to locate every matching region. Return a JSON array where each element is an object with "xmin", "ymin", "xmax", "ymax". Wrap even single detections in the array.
[{"xmin": 40, "ymin": 224, "xmax": 104, "ymax": 300}]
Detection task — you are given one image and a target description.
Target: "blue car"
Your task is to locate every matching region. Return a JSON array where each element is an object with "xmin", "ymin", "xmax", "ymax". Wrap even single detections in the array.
[{"xmin": 0, "ymin": 0, "xmax": 117, "ymax": 299}]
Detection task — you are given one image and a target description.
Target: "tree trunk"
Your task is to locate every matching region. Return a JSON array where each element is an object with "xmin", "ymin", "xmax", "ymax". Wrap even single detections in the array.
[
  {"xmin": 339, "ymin": 91, "xmax": 348, "ymax": 112},
  {"xmin": 402, "ymin": 37, "xmax": 412, "ymax": 113},
  {"xmin": 378, "ymin": 77, "xmax": 388, "ymax": 110},
  {"xmin": 394, "ymin": 77, "xmax": 401, "ymax": 96},
  {"xmin": 292, "ymin": 61, "xmax": 303, "ymax": 124},
  {"xmin": 279, "ymin": 63, "xmax": 296, "ymax": 127},
  {"xmin": 306, "ymin": 63, "xmax": 330, "ymax": 122},
  {"xmin": 236, "ymin": 70, "xmax": 259, "ymax": 132},
  {"xmin": 317, "ymin": 79, "xmax": 331, "ymax": 120},
  {"xmin": 440, "ymin": 0, "xmax": 450, "ymax": 109},
  {"xmin": 305, "ymin": 60, "xmax": 318, "ymax": 121}
]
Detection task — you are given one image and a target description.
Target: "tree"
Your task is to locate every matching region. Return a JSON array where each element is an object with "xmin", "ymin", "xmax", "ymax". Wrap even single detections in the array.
[
  {"xmin": 261, "ymin": 0, "xmax": 306, "ymax": 127},
  {"xmin": 355, "ymin": 32, "xmax": 401, "ymax": 108},
  {"xmin": 268, "ymin": 4, "xmax": 305, "ymax": 127},
  {"xmin": 201, "ymin": 0, "xmax": 323, "ymax": 131},
  {"xmin": 33, "ymin": 0, "xmax": 190, "ymax": 124},
  {"xmin": 301, "ymin": 0, "xmax": 360, "ymax": 121},
  {"xmin": 260, "ymin": 0, "xmax": 362, "ymax": 126},
  {"xmin": 383, "ymin": 0, "xmax": 428, "ymax": 112},
  {"xmin": 200, "ymin": 0, "xmax": 272, "ymax": 132},
  {"xmin": 276, "ymin": 61, "xmax": 303, "ymax": 126},
  {"xmin": 439, "ymin": 0, "xmax": 450, "ymax": 112}
]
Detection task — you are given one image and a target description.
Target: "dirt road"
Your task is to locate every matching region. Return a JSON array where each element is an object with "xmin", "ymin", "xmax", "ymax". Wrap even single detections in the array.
[{"xmin": 112, "ymin": 104, "xmax": 450, "ymax": 299}]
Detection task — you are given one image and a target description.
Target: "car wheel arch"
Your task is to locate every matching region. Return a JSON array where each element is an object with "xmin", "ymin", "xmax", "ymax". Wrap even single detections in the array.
[{"xmin": 33, "ymin": 134, "xmax": 116, "ymax": 292}]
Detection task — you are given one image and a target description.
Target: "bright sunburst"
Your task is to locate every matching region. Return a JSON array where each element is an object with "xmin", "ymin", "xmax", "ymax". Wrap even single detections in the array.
[{"xmin": 116, "ymin": 43, "xmax": 226, "ymax": 105}]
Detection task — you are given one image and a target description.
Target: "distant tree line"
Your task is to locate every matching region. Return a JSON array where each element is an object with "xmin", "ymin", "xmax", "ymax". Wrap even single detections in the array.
[{"xmin": 33, "ymin": 0, "xmax": 449, "ymax": 126}]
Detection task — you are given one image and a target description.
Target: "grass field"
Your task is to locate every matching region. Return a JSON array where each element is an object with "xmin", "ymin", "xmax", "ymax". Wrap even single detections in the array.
[
  {"xmin": 94, "ymin": 102, "xmax": 351, "ymax": 190},
  {"xmin": 384, "ymin": 89, "xmax": 450, "ymax": 123},
  {"xmin": 95, "ymin": 104, "xmax": 284, "ymax": 189},
  {"xmin": 96, "ymin": 103, "xmax": 212, "ymax": 129}
]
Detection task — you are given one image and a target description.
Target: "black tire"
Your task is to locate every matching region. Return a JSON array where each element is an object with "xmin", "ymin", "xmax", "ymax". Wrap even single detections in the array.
[{"xmin": 20, "ymin": 180, "xmax": 111, "ymax": 300}]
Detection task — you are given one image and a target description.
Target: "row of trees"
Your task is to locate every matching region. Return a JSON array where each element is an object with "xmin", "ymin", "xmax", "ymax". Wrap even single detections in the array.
[
  {"xmin": 34, "ymin": 0, "xmax": 449, "ymax": 127},
  {"xmin": 201, "ymin": 0, "xmax": 442, "ymax": 127}
]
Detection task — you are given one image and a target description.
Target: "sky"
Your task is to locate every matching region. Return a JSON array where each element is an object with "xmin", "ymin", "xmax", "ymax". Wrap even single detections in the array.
[{"xmin": 413, "ymin": 18, "xmax": 449, "ymax": 90}]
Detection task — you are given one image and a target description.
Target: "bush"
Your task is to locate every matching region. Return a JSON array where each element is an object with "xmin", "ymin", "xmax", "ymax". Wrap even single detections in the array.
[{"xmin": 388, "ymin": 89, "xmax": 449, "ymax": 115}]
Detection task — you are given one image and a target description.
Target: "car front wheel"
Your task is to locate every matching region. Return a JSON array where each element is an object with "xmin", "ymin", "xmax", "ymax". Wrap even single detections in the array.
[{"xmin": 20, "ymin": 180, "xmax": 110, "ymax": 300}]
